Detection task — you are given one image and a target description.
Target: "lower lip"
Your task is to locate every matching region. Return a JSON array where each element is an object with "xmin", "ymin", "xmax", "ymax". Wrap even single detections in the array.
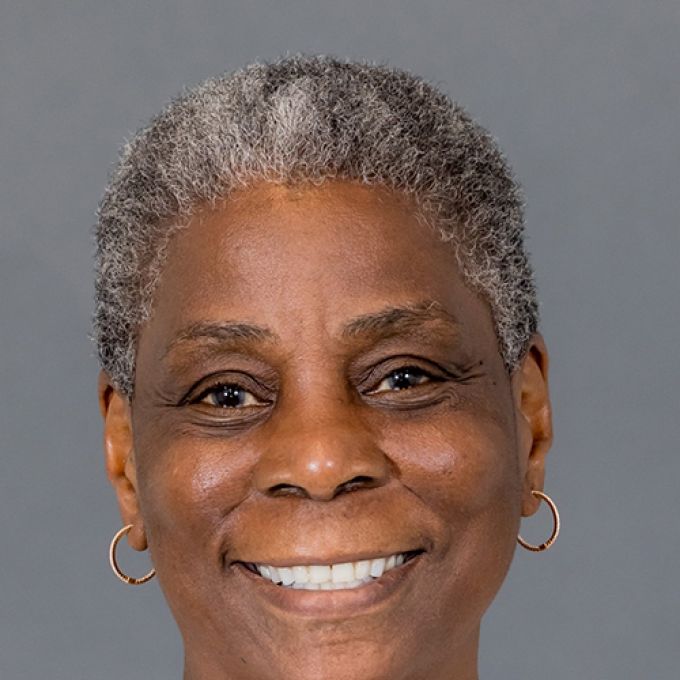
[{"xmin": 233, "ymin": 555, "xmax": 424, "ymax": 618}]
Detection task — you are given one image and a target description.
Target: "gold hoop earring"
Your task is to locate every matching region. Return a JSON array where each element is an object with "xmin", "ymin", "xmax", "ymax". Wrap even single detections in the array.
[
  {"xmin": 517, "ymin": 490, "xmax": 560, "ymax": 552},
  {"xmin": 109, "ymin": 524, "xmax": 156, "ymax": 585}
]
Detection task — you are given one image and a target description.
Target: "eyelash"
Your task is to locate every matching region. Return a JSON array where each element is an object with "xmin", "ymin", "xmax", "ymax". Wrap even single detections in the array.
[
  {"xmin": 189, "ymin": 365, "xmax": 441, "ymax": 409},
  {"xmin": 190, "ymin": 380, "xmax": 270, "ymax": 409},
  {"xmin": 366, "ymin": 365, "xmax": 440, "ymax": 395}
]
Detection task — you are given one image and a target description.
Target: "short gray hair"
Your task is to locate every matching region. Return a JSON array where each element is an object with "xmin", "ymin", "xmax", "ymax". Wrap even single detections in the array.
[{"xmin": 95, "ymin": 54, "xmax": 538, "ymax": 397}]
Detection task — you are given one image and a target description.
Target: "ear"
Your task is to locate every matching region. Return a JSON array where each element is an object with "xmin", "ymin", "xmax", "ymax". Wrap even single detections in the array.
[
  {"xmin": 98, "ymin": 371, "xmax": 147, "ymax": 551},
  {"xmin": 511, "ymin": 333, "xmax": 553, "ymax": 517}
]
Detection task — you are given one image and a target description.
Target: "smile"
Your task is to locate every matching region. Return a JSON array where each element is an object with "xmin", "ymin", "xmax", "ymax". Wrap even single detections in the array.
[{"xmin": 243, "ymin": 551, "xmax": 421, "ymax": 590}]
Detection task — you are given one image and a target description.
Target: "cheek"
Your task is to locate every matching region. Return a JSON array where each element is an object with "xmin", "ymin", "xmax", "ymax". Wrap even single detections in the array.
[
  {"xmin": 382, "ymin": 406, "xmax": 522, "ymax": 629},
  {"xmin": 132, "ymin": 421, "xmax": 256, "ymax": 566},
  {"xmin": 389, "ymin": 409, "xmax": 520, "ymax": 518}
]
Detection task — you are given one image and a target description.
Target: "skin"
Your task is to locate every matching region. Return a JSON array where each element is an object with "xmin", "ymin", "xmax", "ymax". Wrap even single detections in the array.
[{"xmin": 99, "ymin": 180, "xmax": 552, "ymax": 680}]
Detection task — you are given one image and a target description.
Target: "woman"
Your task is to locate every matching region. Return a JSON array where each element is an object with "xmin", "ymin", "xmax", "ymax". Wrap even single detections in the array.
[{"xmin": 96, "ymin": 54, "xmax": 558, "ymax": 680}]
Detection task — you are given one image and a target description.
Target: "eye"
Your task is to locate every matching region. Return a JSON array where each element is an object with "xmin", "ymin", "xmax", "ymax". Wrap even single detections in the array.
[
  {"xmin": 194, "ymin": 383, "xmax": 266, "ymax": 409},
  {"xmin": 369, "ymin": 366, "xmax": 436, "ymax": 394}
]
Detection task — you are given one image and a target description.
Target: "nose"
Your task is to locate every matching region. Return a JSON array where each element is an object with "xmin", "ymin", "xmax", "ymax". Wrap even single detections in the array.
[{"xmin": 254, "ymin": 405, "xmax": 392, "ymax": 501}]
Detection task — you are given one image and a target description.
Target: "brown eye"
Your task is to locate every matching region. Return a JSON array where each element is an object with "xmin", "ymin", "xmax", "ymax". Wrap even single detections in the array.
[
  {"xmin": 197, "ymin": 384, "xmax": 265, "ymax": 408},
  {"xmin": 370, "ymin": 366, "xmax": 434, "ymax": 394}
]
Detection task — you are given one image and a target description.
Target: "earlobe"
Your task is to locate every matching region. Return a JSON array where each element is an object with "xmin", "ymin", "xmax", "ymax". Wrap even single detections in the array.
[
  {"xmin": 98, "ymin": 371, "xmax": 147, "ymax": 551},
  {"xmin": 512, "ymin": 334, "xmax": 553, "ymax": 518}
]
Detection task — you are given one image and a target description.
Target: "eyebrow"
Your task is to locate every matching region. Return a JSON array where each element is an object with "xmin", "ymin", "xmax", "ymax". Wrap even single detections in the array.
[
  {"xmin": 164, "ymin": 322, "xmax": 276, "ymax": 359},
  {"xmin": 164, "ymin": 299, "xmax": 459, "ymax": 358},
  {"xmin": 341, "ymin": 299, "xmax": 459, "ymax": 339}
]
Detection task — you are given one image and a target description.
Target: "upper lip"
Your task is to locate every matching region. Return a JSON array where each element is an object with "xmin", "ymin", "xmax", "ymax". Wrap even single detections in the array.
[{"xmin": 232, "ymin": 548, "xmax": 425, "ymax": 568}]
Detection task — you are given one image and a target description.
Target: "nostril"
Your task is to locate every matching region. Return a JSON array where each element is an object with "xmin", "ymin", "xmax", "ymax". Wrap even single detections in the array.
[
  {"xmin": 334, "ymin": 475, "xmax": 378, "ymax": 497},
  {"xmin": 268, "ymin": 483, "xmax": 308, "ymax": 499},
  {"xmin": 268, "ymin": 476, "xmax": 379, "ymax": 500}
]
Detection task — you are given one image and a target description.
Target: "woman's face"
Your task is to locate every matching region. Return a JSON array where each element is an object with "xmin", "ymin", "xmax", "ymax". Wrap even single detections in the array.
[{"xmin": 101, "ymin": 181, "xmax": 551, "ymax": 680}]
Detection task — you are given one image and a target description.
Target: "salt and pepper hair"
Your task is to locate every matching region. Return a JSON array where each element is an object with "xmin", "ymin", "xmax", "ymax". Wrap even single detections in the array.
[{"xmin": 95, "ymin": 54, "xmax": 538, "ymax": 397}]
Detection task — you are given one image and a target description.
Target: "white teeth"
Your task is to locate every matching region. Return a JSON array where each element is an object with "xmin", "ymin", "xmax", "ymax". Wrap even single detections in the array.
[
  {"xmin": 253, "ymin": 552, "xmax": 412, "ymax": 589},
  {"xmin": 331, "ymin": 562, "xmax": 354, "ymax": 583},
  {"xmin": 309, "ymin": 565, "xmax": 332, "ymax": 583},
  {"xmin": 278, "ymin": 567, "xmax": 295, "ymax": 586},
  {"xmin": 355, "ymin": 560, "xmax": 371, "ymax": 579},
  {"xmin": 286, "ymin": 578, "xmax": 372, "ymax": 591},
  {"xmin": 292, "ymin": 566, "xmax": 309, "ymax": 584},
  {"xmin": 369, "ymin": 558, "xmax": 386, "ymax": 578}
]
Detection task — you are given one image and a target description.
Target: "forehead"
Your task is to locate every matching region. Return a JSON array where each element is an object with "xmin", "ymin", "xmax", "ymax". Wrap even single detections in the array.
[
  {"xmin": 143, "ymin": 180, "xmax": 497, "ymax": 354},
  {"xmin": 184, "ymin": 181, "xmax": 446, "ymax": 291}
]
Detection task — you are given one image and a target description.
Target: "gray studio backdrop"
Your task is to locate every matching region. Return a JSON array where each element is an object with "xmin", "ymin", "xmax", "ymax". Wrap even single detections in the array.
[{"xmin": 1, "ymin": 1, "xmax": 678, "ymax": 678}]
